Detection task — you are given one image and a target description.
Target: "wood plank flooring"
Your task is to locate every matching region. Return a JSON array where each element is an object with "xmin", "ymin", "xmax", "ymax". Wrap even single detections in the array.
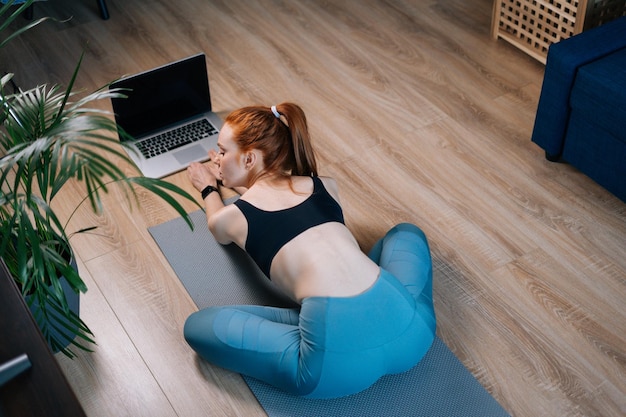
[{"xmin": 2, "ymin": 0, "xmax": 625, "ymax": 416}]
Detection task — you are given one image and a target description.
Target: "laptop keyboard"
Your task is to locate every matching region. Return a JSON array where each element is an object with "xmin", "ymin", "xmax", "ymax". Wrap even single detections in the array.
[{"xmin": 135, "ymin": 119, "xmax": 217, "ymax": 159}]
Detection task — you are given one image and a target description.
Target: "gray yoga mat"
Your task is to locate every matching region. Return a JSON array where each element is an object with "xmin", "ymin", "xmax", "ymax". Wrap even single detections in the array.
[{"xmin": 149, "ymin": 209, "xmax": 510, "ymax": 417}]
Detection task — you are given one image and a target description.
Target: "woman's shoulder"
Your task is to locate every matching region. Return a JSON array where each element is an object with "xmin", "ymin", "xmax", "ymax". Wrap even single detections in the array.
[
  {"xmin": 316, "ymin": 175, "xmax": 337, "ymax": 187},
  {"xmin": 292, "ymin": 175, "xmax": 336, "ymax": 189},
  {"xmin": 289, "ymin": 175, "xmax": 337, "ymax": 195},
  {"xmin": 316, "ymin": 176, "xmax": 340, "ymax": 202}
]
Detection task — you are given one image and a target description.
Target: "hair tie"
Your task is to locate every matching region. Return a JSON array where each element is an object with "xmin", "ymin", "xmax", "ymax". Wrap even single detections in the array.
[{"xmin": 271, "ymin": 105, "xmax": 281, "ymax": 119}]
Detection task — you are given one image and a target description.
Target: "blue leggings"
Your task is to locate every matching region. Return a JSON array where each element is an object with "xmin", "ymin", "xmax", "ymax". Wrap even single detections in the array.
[{"xmin": 184, "ymin": 223, "xmax": 436, "ymax": 398}]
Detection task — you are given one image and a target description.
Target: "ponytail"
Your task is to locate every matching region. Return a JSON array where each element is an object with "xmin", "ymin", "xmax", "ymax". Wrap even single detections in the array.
[
  {"xmin": 225, "ymin": 102, "xmax": 318, "ymax": 180},
  {"xmin": 274, "ymin": 103, "xmax": 318, "ymax": 177}
]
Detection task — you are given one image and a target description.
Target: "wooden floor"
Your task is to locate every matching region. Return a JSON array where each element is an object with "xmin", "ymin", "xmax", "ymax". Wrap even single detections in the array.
[{"xmin": 3, "ymin": 0, "xmax": 625, "ymax": 416}]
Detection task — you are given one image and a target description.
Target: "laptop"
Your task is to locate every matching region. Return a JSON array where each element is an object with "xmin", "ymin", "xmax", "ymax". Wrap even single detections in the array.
[{"xmin": 110, "ymin": 53, "xmax": 222, "ymax": 178}]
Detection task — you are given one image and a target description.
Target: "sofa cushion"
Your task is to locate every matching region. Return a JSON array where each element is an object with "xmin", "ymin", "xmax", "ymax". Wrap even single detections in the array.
[
  {"xmin": 569, "ymin": 47, "xmax": 626, "ymax": 144},
  {"xmin": 563, "ymin": 112, "xmax": 626, "ymax": 201}
]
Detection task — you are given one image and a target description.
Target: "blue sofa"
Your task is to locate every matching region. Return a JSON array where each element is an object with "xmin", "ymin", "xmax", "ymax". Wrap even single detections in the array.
[{"xmin": 531, "ymin": 17, "xmax": 626, "ymax": 202}]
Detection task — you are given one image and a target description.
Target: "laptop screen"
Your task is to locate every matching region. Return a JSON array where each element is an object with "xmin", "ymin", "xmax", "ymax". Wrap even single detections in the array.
[{"xmin": 110, "ymin": 54, "xmax": 212, "ymax": 139}]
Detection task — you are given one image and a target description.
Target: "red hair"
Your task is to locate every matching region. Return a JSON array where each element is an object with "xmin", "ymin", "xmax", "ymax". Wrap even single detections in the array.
[{"xmin": 225, "ymin": 103, "xmax": 318, "ymax": 182}]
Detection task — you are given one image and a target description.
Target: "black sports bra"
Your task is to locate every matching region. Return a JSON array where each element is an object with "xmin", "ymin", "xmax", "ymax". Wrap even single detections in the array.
[{"xmin": 233, "ymin": 176, "xmax": 344, "ymax": 277}]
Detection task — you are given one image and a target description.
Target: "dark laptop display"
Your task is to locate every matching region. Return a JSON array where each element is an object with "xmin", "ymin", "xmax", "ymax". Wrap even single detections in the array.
[
  {"xmin": 110, "ymin": 54, "xmax": 222, "ymax": 178},
  {"xmin": 112, "ymin": 55, "xmax": 212, "ymax": 138}
]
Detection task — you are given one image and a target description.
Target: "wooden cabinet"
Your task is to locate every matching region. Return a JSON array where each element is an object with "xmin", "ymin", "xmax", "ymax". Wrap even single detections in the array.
[
  {"xmin": 491, "ymin": 0, "xmax": 626, "ymax": 63},
  {"xmin": 0, "ymin": 260, "xmax": 86, "ymax": 417}
]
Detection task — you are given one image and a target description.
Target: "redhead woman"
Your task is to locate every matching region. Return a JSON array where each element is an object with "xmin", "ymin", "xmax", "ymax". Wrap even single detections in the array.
[{"xmin": 184, "ymin": 103, "xmax": 436, "ymax": 398}]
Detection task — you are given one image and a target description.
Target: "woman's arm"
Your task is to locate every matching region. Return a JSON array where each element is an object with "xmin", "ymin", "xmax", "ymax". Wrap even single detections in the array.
[
  {"xmin": 232, "ymin": 186, "xmax": 248, "ymax": 195},
  {"xmin": 187, "ymin": 154, "xmax": 245, "ymax": 245},
  {"xmin": 187, "ymin": 156, "xmax": 222, "ymax": 211},
  {"xmin": 187, "ymin": 155, "xmax": 231, "ymax": 240}
]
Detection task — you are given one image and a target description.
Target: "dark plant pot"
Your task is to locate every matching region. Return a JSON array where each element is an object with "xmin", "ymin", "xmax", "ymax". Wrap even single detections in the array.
[{"xmin": 26, "ymin": 259, "xmax": 80, "ymax": 353}]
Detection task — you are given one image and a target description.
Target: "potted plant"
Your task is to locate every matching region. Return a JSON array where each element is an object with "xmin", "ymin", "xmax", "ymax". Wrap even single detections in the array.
[{"xmin": 1, "ymin": 0, "xmax": 198, "ymax": 357}]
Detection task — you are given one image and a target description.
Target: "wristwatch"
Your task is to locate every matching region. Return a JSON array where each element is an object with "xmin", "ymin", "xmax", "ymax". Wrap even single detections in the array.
[{"xmin": 201, "ymin": 185, "xmax": 219, "ymax": 199}]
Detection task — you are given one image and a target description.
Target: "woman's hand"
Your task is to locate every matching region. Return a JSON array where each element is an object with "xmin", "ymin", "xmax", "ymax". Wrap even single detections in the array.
[
  {"xmin": 187, "ymin": 150, "xmax": 221, "ymax": 191},
  {"xmin": 205, "ymin": 149, "xmax": 222, "ymax": 179}
]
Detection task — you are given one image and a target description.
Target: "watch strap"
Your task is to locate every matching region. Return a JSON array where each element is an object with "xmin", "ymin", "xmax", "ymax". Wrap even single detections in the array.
[{"xmin": 201, "ymin": 185, "xmax": 218, "ymax": 199}]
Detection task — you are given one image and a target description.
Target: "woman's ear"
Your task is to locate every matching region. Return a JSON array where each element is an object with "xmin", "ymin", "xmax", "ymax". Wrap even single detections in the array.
[{"xmin": 243, "ymin": 151, "xmax": 257, "ymax": 170}]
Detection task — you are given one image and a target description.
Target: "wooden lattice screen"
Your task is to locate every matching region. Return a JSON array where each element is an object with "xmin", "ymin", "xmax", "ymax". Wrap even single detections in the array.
[{"xmin": 491, "ymin": 0, "xmax": 626, "ymax": 63}]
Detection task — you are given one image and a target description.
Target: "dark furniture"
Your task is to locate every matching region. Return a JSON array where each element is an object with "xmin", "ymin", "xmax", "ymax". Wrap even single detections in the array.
[
  {"xmin": 96, "ymin": 0, "xmax": 108, "ymax": 19},
  {"xmin": 0, "ymin": 259, "xmax": 86, "ymax": 417},
  {"xmin": 22, "ymin": 0, "xmax": 109, "ymax": 20},
  {"xmin": 531, "ymin": 17, "xmax": 626, "ymax": 201}
]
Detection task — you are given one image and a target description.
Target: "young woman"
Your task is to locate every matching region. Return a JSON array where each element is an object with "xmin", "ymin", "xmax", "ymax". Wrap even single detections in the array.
[{"xmin": 184, "ymin": 103, "xmax": 436, "ymax": 399}]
